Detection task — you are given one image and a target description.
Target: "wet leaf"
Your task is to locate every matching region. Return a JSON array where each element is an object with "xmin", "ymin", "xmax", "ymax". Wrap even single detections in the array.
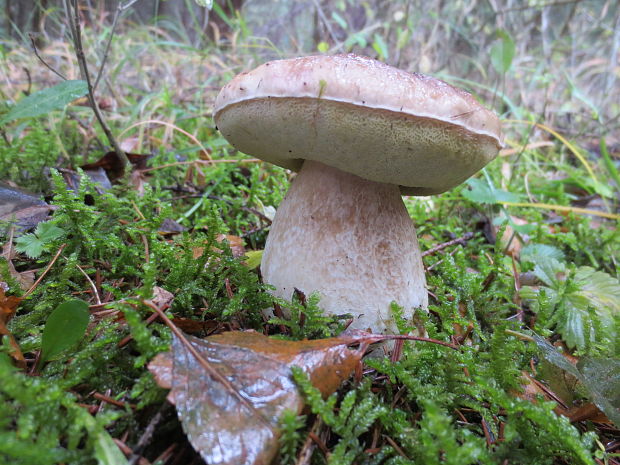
[
  {"xmin": 1, "ymin": 242, "xmax": 35, "ymax": 291},
  {"xmin": 0, "ymin": 288, "xmax": 25, "ymax": 367},
  {"xmin": 1, "ymin": 80, "xmax": 88, "ymax": 124},
  {"xmin": 40, "ymin": 299, "xmax": 90, "ymax": 365},
  {"xmin": 81, "ymin": 151, "xmax": 151, "ymax": 181},
  {"xmin": 533, "ymin": 335, "xmax": 620, "ymax": 427},
  {"xmin": 148, "ymin": 331, "xmax": 372, "ymax": 465},
  {"xmin": 0, "ymin": 182, "xmax": 51, "ymax": 233}
]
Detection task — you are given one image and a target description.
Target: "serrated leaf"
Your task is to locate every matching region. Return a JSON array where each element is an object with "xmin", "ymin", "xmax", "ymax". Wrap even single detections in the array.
[
  {"xmin": 490, "ymin": 29, "xmax": 515, "ymax": 74},
  {"xmin": 574, "ymin": 267, "xmax": 620, "ymax": 315},
  {"xmin": 14, "ymin": 234, "xmax": 45, "ymax": 258},
  {"xmin": 532, "ymin": 257, "xmax": 567, "ymax": 288},
  {"xmin": 557, "ymin": 303, "xmax": 587, "ymax": 351},
  {"xmin": 521, "ymin": 244, "xmax": 565, "ymax": 265},
  {"xmin": 526, "ymin": 260, "xmax": 619, "ymax": 350},
  {"xmin": 14, "ymin": 222, "xmax": 64, "ymax": 258},
  {"xmin": 462, "ymin": 178, "xmax": 520, "ymax": 204},
  {"xmin": 36, "ymin": 222, "xmax": 65, "ymax": 242},
  {"xmin": 1, "ymin": 80, "xmax": 88, "ymax": 124},
  {"xmin": 40, "ymin": 299, "xmax": 90, "ymax": 364}
]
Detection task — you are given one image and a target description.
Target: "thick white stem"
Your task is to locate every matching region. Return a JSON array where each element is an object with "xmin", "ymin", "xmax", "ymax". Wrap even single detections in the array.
[{"xmin": 262, "ymin": 160, "xmax": 427, "ymax": 333}]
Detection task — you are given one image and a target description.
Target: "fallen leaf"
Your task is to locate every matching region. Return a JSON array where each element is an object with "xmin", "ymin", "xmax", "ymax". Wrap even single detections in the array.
[
  {"xmin": 157, "ymin": 218, "xmax": 186, "ymax": 236},
  {"xmin": 0, "ymin": 288, "xmax": 25, "ymax": 367},
  {"xmin": 81, "ymin": 151, "xmax": 151, "ymax": 181},
  {"xmin": 533, "ymin": 334, "xmax": 620, "ymax": 428},
  {"xmin": 216, "ymin": 234, "xmax": 245, "ymax": 257},
  {"xmin": 1, "ymin": 242, "xmax": 35, "ymax": 290},
  {"xmin": 0, "ymin": 182, "xmax": 51, "ymax": 233},
  {"xmin": 566, "ymin": 403, "xmax": 612, "ymax": 424},
  {"xmin": 151, "ymin": 286, "xmax": 174, "ymax": 310},
  {"xmin": 148, "ymin": 330, "xmax": 374, "ymax": 465},
  {"xmin": 60, "ymin": 167, "xmax": 113, "ymax": 193},
  {"xmin": 493, "ymin": 216, "xmax": 530, "ymax": 257},
  {"xmin": 193, "ymin": 235, "xmax": 245, "ymax": 259}
]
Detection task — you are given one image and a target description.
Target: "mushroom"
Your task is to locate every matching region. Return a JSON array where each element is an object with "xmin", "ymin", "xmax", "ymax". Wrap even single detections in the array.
[{"xmin": 214, "ymin": 54, "xmax": 502, "ymax": 334}]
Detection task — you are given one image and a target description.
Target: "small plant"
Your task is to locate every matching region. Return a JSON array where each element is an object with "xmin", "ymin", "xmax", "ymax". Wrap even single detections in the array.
[
  {"xmin": 14, "ymin": 222, "xmax": 65, "ymax": 259},
  {"xmin": 520, "ymin": 255, "xmax": 620, "ymax": 352}
]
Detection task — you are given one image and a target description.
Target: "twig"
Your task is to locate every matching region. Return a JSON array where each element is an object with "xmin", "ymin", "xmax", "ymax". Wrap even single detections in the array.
[
  {"xmin": 426, "ymin": 247, "xmax": 460, "ymax": 272},
  {"xmin": 208, "ymin": 194, "xmax": 273, "ymax": 224},
  {"xmin": 118, "ymin": 119, "xmax": 213, "ymax": 161},
  {"xmin": 422, "ymin": 232, "xmax": 474, "ymax": 257},
  {"xmin": 129, "ymin": 403, "xmax": 168, "ymax": 465},
  {"xmin": 92, "ymin": 391, "xmax": 135, "ymax": 409},
  {"xmin": 312, "ymin": 0, "xmax": 338, "ymax": 44},
  {"xmin": 93, "ymin": 0, "xmax": 140, "ymax": 91},
  {"xmin": 28, "ymin": 33, "xmax": 68, "ymax": 81},
  {"xmin": 140, "ymin": 299, "xmax": 273, "ymax": 428},
  {"xmin": 76, "ymin": 263, "xmax": 102, "ymax": 305},
  {"xmin": 24, "ymin": 244, "xmax": 66, "ymax": 298},
  {"xmin": 64, "ymin": 0, "xmax": 130, "ymax": 170},
  {"xmin": 296, "ymin": 416, "xmax": 324, "ymax": 465},
  {"xmin": 378, "ymin": 334, "xmax": 460, "ymax": 351}
]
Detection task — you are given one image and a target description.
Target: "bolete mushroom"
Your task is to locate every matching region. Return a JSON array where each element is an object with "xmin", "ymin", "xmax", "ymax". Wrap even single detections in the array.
[{"xmin": 214, "ymin": 54, "xmax": 502, "ymax": 333}]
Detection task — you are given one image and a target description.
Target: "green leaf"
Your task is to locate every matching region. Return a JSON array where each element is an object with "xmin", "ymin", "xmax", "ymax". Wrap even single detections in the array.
[
  {"xmin": 78, "ymin": 409, "xmax": 130, "ymax": 465},
  {"xmin": 14, "ymin": 222, "xmax": 65, "ymax": 258},
  {"xmin": 331, "ymin": 11, "xmax": 348, "ymax": 30},
  {"xmin": 490, "ymin": 29, "xmax": 515, "ymax": 74},
  {"xmin": 532, "ymin": 257, "xmax": 567, "ymax": 287},
  {"xmin": 526, "ymin": 260, "xmax": 619, "ymax": 350},
  {"xmin": 243, "ymin": 250, "xmax": 263, "ymax": 270},
  {"xmin": 462, "ymin": 178, "xmax": 520, "ymax": 204},
  {"xmin": 372, "ymin": 33, "xmax": 389, "ymax": 60},
  {"xmin": 574, "ymin": 267, "xmax": 620, "ymax": 316},
  {"xmin": 521, "ymin": 244, "xmax": 565, "ymax": 266},
  {"xmin": 40, "ymin": 299, "xmax": 90, "ymax": 365},
  {"xmin": 1, "ymin": 80, "xmax": 88, "ymax": 124}
]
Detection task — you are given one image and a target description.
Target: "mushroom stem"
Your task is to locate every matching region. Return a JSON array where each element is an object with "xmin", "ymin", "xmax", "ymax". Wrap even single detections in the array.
[{"xmin": 262, "ymin": 160, "xmax": 428, "ymax": 333}]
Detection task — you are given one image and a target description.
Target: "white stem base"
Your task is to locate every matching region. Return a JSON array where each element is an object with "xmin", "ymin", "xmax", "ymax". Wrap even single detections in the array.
[{"xmin": 262, "ymin": 160, "xmax": 427, "ymax": 334}]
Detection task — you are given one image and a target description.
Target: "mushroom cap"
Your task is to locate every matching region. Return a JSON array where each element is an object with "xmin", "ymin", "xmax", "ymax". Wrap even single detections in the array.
[{"xmin": 214, "ymin": 54, "xmax": 502, "ymax": 195}]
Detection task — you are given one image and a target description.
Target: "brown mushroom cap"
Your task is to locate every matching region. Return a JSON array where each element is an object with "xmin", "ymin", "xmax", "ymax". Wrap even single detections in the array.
[{"xmin": 214, "ymin": 54, "xmax": 502, "ymax": 195}]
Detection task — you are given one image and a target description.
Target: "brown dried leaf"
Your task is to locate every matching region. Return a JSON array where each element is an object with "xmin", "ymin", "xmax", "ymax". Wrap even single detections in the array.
[
  {"xmin": 0, "ymin": 288, "xmax": 25, "ymax": 368},
  {"xmin": 81, "ymin": 151, "xmax": 151, "ymax": 181},
  {"xmin": 193, "ymin": 235, "xmax": 246, "ymax": 259},
  {"xmin": 148, "ymin": 330, "xmax": 370, "ymax": 465},
  {"xmin": 1, "ymin": 242, "xmax": 35, "ymax": 290}
]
